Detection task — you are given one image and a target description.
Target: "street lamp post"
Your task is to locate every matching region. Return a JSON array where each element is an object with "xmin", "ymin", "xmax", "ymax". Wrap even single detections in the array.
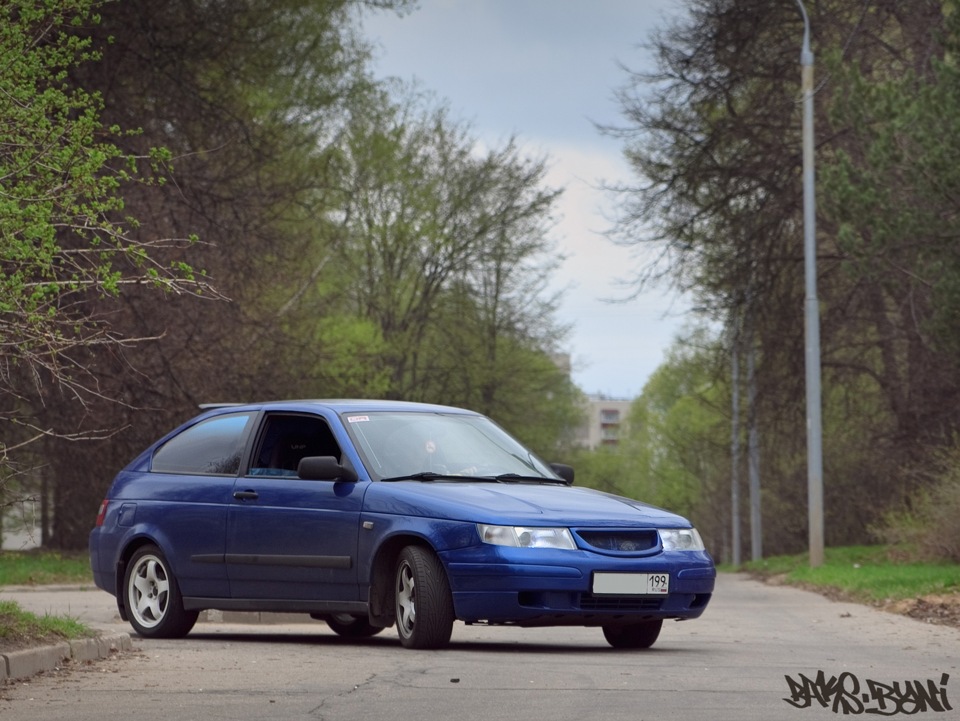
[
  {"xmin": 797, "ymin": 0, "xmax": 824, "ymax": 567},
  {"xmin": 730, "ymin": 318, "xmax": 742, "ymax": 567}
]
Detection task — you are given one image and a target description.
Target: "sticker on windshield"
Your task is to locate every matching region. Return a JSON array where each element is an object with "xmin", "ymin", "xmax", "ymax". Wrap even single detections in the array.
[{"xmin": 347, "ymin": 415, "xmax": 370, "ymax": 423}]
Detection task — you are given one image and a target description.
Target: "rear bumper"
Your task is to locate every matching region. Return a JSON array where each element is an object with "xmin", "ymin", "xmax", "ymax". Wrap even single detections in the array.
[{"xmin": 88, "ymin": 529, "xmax": 113, "ymax": 595}]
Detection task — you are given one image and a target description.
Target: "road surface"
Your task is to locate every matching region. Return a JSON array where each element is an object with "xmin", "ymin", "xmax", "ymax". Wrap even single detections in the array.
[{"xmin": 1, "ymin": 573, "xmax": 957, "ymax": 720}]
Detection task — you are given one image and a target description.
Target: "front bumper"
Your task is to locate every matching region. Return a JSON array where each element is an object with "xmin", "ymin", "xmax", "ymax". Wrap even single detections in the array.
[{"xmin": 440, "ymin": 546, "xmax": 715, "ymax": 626}]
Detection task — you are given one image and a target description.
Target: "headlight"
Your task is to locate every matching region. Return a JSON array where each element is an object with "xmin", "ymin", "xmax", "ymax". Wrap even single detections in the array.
[
  {"xmin": 659, "ymin": 528, "xmax": 705, "ymax": 551},
  {"xmin": 478, "ymin": 524, "xmax": 576, "ymax": 550}
]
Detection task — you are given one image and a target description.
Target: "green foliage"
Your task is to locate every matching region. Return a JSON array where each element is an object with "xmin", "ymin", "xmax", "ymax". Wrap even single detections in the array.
[
  {"xmin": 622, "ymin": 330, "xmax": 729, "ymax": 531},
  {"xmin": 304, "ymin": 316, "xmax": 392, "ymax": 398},
  {"xmin": 0, "ymin": 0, "xmax": 207, "ymax": 407},
  {"xmin": 821, "ymin": 27, "xmax": 960, "ymax": 357},
  {"xmin": 566, "ymin": 445, "xmax": 648, "ymax": 500},
  {"xmin": 877, "ymin": 445, "xmax": 960, "ymax": 563},
  {"xmin": 1, "ymin": 1, "xmax": 118, "ymax": 305},
  {"xmin": 283, "ymin": 85, "xmax": 579, "ymax": 448}
]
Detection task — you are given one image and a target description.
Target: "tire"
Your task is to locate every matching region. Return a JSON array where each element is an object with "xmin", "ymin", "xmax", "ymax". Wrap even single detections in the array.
[
  {"xmin": 123, "ymin": 544, "xmax": 199, "ymax": 638},
  {"xmin": 323, "ymin": 613, "xmax": 385, "ymax": 639},
  {"xmin": 602, "ymin": 620, "xmax": 663, "ymax": 649},
  {"xmin": 394, "ymin": 545, "xmax": 454, "ymax": 649}
]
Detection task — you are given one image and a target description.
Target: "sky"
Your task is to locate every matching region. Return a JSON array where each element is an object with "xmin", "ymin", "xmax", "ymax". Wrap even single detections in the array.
[{"xmin": 360, "ymin": 0, "xmax": 690, "ymax": 399}]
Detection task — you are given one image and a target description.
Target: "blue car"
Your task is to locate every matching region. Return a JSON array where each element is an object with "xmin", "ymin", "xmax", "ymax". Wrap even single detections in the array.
[{"xmin": 89, "ymin": 400, "xmax": 715, "ymax": 649}]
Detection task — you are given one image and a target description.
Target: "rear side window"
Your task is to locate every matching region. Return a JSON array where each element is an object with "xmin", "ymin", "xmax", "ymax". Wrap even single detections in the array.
[{"xmin": 151, "ymin": 412, "xmax": 256, "ymax": 475}]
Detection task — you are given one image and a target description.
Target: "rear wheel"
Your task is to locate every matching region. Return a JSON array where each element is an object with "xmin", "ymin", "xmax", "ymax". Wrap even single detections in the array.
[
  {"xmin": 322, "ymin": 613, "xmax": 384, "ymax": 639},
  {"xmin": 394, "ymin": 546, "xmax": 454, "ymax": 649},
  {"xmin": 602, "ymin": 620, "xmax": 663, "ymax": 649},
  {"xmin": 123, "ymin": 544, "xmax": 199, "ymax": 638}
]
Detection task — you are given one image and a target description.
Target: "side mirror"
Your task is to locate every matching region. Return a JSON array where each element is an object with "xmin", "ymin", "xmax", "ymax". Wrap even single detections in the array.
[
  {"xmin": 298, "ymin": 456, "xmax": 359, "ymax": 482},
  {"xmin": 550, "ymin": 463, "xmax": 574, "ymax": 484}
]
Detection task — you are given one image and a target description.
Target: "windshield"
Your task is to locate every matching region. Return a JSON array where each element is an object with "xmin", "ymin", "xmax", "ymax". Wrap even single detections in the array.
[{"xmin": 342, "ymin": 411, "xmax": 558, "ymax": 481}]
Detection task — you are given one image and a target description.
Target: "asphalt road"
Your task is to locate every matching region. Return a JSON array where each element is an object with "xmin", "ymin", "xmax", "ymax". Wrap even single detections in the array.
[{"xmin": 1, "ymin": 574, "xmax": 957, "ymax": 721}]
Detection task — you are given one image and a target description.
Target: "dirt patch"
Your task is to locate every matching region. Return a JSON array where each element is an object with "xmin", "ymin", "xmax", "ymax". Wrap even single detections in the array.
[
  {"xmin": 881, "ymin": 594, "xmax": 960, "ymax": 629},
  {"xmin": 0, "ymin": 627, "xmax": 67, "ymax": 655}
]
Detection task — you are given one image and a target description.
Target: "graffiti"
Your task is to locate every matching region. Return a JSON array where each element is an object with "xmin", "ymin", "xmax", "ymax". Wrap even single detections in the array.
[{"xmin": 783, "ymin": 671, "xmax": 951, "ymax": 715}]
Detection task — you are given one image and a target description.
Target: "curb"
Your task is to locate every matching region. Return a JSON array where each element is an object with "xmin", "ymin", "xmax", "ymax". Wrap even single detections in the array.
[{"xmin": 0, "ymin": 632, "xmax": 133, "ymax": 684}]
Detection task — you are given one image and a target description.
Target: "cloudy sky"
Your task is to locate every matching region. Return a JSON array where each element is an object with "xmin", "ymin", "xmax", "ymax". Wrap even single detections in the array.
[{"xmin": 361, "ymin": 0, "xmax": 690, "ymax": 399}]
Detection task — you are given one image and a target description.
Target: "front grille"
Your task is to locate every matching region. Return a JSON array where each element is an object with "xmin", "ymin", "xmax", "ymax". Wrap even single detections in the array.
[
  {"xmin": 575, "ymin": 529, "xmax": 659, "ymax": 553},
  {"xmin": 579, "ymin": 594, "xmax": 665, "ymax": 611}
]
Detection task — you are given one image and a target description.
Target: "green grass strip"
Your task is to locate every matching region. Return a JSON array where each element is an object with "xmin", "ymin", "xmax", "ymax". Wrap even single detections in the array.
[
  {"xmin": 0, "ymin": 550, "xmax": 93, "ymax": 586},
  {"xmin": 740, "ymin": 545, "xmax": 960, "ymax": 602}
]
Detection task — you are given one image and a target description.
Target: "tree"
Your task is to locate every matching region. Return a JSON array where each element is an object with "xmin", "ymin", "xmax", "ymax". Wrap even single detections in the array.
[
  {"xmin": 285, "ymin": 87, "xmax": 582, "ymax": 454},
  {"xmin": 24, "ymin": 0, "xmax": 402, "ymax": 548},
  {"xmin": 0, "ymin": 0, "xmax": 215, "ymax": 536},
  {"xmin": 607, "ymin": 0, "xmax": 956, "ymax": 553},
  {"xmin": 820, "ymin": 6, "xmax": 960, "ymax": 450},
  {"xmin": 13, "ymin": 1, "xmax": 579, "ymax": 548}
]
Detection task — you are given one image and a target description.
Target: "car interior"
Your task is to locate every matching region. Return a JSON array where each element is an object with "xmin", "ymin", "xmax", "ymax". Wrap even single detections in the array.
[{"xmin": 248, "ymin": 415, "xmax": 342, "ymax": 476}]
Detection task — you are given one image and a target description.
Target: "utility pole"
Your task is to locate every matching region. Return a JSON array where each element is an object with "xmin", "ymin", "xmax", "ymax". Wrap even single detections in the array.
[
  {"xmin": 746, "ymin": 306, "xmax": 762, "ymax": 561},
  {"xmin": 730, "ymin": 318, "xmax": 742, "ymax": 567},
  {"xmin": 797, "ymin": 0, "xmax": 824, "ymax": 567}
]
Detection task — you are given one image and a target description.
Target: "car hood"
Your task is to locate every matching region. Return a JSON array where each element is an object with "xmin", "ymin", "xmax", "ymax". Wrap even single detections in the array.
[{"xmin": 362, "ymin": 481, "xmax": 690, "ymax": 527}]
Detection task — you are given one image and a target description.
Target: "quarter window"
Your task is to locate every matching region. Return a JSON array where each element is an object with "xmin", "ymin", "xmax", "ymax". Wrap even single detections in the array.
[{"xmin": 151, "ymin": 412, "xmax": 255, "ymax": 475}]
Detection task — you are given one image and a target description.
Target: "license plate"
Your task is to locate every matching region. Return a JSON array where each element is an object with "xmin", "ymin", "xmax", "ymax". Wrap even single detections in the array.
[{"xmin": 593, "ymin": 572, "xmax": 670, "ymax": 595}]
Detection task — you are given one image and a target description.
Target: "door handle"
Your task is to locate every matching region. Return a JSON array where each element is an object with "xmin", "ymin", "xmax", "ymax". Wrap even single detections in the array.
[{"xmin": 233, "ymin": 490, "xmax": 259, "ymax": 501}]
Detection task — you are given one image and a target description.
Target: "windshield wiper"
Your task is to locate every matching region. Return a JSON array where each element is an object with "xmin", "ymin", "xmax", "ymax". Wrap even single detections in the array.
[
  {"xmin": 380, "ymin": 472, "xmax": 443, "ymax": 482},
  {"xmin": 380, "ymin": 472, "xmax": 502, "ymax": 483},
  {"xmin": 380, "ymin": 471, "xmax": 570, "ymax": 485},
  {"xmin": 494, "ymin": 473, "xmax": 571, "ymax": 485}
]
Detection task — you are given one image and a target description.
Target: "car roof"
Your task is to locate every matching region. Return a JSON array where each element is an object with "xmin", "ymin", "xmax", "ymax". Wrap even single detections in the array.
[{"xmin": 196, "ymin": 399, "xmax": 479, "ymax": 416}]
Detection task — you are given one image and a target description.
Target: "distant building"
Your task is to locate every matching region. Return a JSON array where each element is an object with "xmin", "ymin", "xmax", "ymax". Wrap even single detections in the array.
[{"xmin": 576, "ymin": 395, "xmax": 634, "ymax": 449}]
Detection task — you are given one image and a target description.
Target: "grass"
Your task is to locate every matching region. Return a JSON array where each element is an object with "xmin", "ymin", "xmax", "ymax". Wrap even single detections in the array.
[
  {"xmin": 0, "ymin": 550, "xmax": 93, "ymax": 586},
  {"xmin": 739, "ymin": 545, "xmax": 960, "ymax": 603},
  {"xmin": 0, "ymin": 550, "xmax": 96, "ymax": 653},
  {"xmin": 0, "ymin": 599, "xmax": 92, "ymax": 652}
]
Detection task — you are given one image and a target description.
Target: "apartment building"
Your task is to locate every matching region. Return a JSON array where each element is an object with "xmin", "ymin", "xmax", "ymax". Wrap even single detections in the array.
[{"xmin": 576, "ymin": 395, "xmax": 633, "ymax": 449}]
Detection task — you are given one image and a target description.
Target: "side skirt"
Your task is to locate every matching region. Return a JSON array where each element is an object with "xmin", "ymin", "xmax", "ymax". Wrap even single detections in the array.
[{"xmin": 182, "ymin": 597, "xmax": 369, "ymax": 615}]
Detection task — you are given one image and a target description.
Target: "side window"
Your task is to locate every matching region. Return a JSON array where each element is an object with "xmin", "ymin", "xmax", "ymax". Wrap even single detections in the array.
[
  {"xmin": 151, "ymin": 412, "xmax": 256, "ymax": 475},
  {"xmin": 248, "ymin": 414, "xmax": 341, "ymax": 477}
]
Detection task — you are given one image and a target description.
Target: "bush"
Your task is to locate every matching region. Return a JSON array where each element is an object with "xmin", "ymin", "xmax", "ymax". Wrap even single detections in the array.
[{"xmin": 879, "ymin": 448, "xmax": 960, "ymax": 563}]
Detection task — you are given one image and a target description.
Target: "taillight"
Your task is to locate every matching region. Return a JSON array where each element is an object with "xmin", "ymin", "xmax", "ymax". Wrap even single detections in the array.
[{"xmin": 95, "ymin": 500, "xmax": 109, "ymax": 527}]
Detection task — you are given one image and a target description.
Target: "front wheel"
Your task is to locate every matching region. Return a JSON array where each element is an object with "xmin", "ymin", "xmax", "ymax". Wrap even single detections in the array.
[
  {"xmin": 123, "ymin": 544, "xmax": 199, "ymax": 638},
  {"xmin": 602, "ymin": 620, "xmax": 663, "ymax": 649},
  {"xmin": 394, "ymin": 546, "xmax": 454, "ymax": 649}
]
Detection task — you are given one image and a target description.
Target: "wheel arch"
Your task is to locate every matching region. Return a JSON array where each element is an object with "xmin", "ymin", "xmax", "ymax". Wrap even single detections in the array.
[
  {"xmin": 114, "ymin": 535, "xmax": 164, "ymax": 622},
  {"xmin": 367, "ymin": 532, "xmax": 438, "ymax": 627}
]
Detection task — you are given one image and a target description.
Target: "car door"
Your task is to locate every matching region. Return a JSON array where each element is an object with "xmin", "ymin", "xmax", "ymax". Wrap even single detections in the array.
[
  {"xmin": 145, "ymin": 410, "xmax": 258, "ymax": 599},
  {"xmin": 225, "ymin": 412, "xmax": 364, "ymax": 602}
]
